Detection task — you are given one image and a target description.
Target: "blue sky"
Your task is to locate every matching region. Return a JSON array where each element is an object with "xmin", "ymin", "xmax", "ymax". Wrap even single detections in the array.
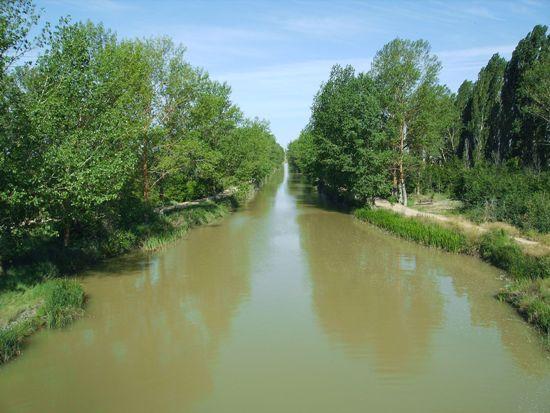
[{"xmin": 36, "ymin": 0, "xmax": 550, "ymax": 146}]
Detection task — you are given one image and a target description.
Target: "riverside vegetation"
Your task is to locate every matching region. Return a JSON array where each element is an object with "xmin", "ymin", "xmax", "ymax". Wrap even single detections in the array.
[
  {"xmin": 288, "ymin": 26, "xmax": 550, "ymax": 342},
  {"xmin": 0, "ymin": 0, "xmax": 283, "ymax": 363}
]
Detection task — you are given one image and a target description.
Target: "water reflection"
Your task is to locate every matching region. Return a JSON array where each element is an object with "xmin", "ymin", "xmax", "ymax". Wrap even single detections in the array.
[
  {"xmin": 291, "ymin": 173, "xmax": 549, "ymax": 378},
  {"xmin": 296, "ymin": 205, "xmax": 444, "ymax": 374},
  {"xmin": 0, "ymin": 176, "xmax": 286, "ymax": 413}
]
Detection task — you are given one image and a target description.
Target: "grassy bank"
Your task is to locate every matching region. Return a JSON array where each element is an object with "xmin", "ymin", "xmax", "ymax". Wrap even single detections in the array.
[
  {"xmin": 0, "ymin": 279, "xmax": 84, "ymax": 364},
  {"xmin": 355, "ymin": 207, "xmax": 550, "ymax": 342},
  {"xmin": 0, "ymin": 182, "xmax": 259, "ymax": 364},
  {"xmin": 354, "ymin": 208, "xmax": 470, "ymax": 253},
  {"xmin": 497, "ymin": 279, "xmax": 549, "ymax": 344}
]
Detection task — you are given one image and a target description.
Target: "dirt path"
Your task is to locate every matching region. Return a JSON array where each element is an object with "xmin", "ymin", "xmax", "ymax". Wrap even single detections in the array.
[{"xmin": 374, "ymin": 199, "xmax": 546, "ymax": 250}]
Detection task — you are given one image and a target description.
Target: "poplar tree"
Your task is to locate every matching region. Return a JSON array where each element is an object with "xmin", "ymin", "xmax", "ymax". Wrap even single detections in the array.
[
  {"xmin": 370, "ymin": 39, "xmax": 441, "ymax": 205},
  {"xmin": 501, "ymin": 24, "xmax": 549, "ymax": 168}
]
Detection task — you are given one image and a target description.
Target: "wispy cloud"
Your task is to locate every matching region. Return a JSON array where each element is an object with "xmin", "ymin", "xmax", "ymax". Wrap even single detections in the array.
[
  {"xmin": 462, "ymin": 5, "xmax": 503, "ymax": 21},
  {"xmin": 214, "ymin": 58, "xmax": 372, "ymax": 143},
  {"xmin": 277, "ymin": 16, "xmax": 365, "ymax": 37},
  {"xmin": 45, "ymin": 0, "xmax": 136, "ymax": 12},
  {"xmin": 437, "ymin": 44, "xmax": 515, "ymax": 59}
]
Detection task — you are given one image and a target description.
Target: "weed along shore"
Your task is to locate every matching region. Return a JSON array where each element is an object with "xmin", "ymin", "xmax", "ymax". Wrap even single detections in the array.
[
  {"xmin": 0, "ymin": 173, "xmax": 280, "ymax": 365},
  {"xmin": 355, "ymin": 206, "xmax": 550, "ymax": 344}
]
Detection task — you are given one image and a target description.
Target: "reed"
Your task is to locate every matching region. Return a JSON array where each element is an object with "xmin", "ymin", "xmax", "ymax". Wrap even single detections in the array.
[{"xmin": 354, "ymin": 207, "xmax": 470, "ymax": 253}]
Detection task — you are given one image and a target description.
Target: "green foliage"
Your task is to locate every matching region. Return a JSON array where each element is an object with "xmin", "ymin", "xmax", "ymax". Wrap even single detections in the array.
[
  {"xmin": 459, "ymin": 54, "xmax": 507, "ymax": 164},
  {"xmin": 453, "ymin": 163, "xmax": 550, "ymax": 232},
  {"xmin": 354, "ymin": 207, "xmax": 469, "ymax": 253},
  {"xmin": 478, "ymin": 230, "xmax": 550, "ymax": 279},
  {"xmin": 498, "ymin": 278, "xmax": 550, "ymax": 339},
  {"xmin": 40, "ymin": 279, "xmax": 85, "ymax": 328},
  {"xmin": 0, "ymin": 278, "xmax": 84, "ymax": 363},
  {"xmin": 0, "ymin": 3, "xmax": 283, "ymax": 284},
  {"xmin": 500, "ymin": 24, "xmax": 549, "ymax": 168},
  {"xmin": 0, "ymin": 319, "xmax": 35, "ymax": 364},
  {"xmin": 288, "ymin": 65, "xmax": 393, "ymax": 204}
]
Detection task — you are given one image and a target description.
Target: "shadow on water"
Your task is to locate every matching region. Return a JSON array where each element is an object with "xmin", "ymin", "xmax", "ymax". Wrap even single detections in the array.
[{"xmin": 287, "ymin": 172, "xmax": 353, "ymax": 213}]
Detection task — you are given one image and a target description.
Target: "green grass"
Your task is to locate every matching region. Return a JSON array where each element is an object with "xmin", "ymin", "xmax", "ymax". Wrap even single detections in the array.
[
  {"xmin": 478, "ymin": 230, "xmax": 550, "ymax": 280},
  {"xmin": 498, "ymin": 278, "xmax": 550, "ymax": 344},
  {"xmin": 0, "ymin": 279, "xmax": 84, "ymax": 364},
  {"xmin": 0, "ymin": 183, "xmax": 259, "ymax": 365},
  {"xmin": 356, "ymin": 207, "xmax": 550, "ymax": 343},
  {"xmin": 354, "ymin": 207, "xmax": 470, "ymax": 253},
  {"xmin": 141, "ymin": 200, "xmax": 232, "ymax": 252}
]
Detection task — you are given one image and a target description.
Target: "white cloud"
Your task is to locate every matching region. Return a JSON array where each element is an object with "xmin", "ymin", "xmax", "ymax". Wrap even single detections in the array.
[
  {"xmin": 46, "ymin": 0, "xmax": 136, "ymax": 12},
  {"xmin": 437, "ymin": 44, "xmax": 515, "ymax": 59},
  {"xmin": 213, "ymin": 58, "xmax": 372, "ymax": 145},
  {"xmin": 462, "ymin": 5, "xmax": 503, "ymax": 21},
  {"xmin": 277, "ymin": 16, "xmax": 365, "ymax": 37},
  {"xmin": 437, "ymin": 44, "xmax": 515, "ymax": 90}
]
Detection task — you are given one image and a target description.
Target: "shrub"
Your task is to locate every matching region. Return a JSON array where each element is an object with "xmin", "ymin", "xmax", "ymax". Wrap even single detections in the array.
[
  {"xmin": 525, "ymin": 191, "xmax": 550, "ymax": 233},
  {"xmin": 0, "ymin": 320, "xmax": 36, "ymax": 364},
  {"xmin": 99, "ymin": 230, "xmax": 138, "ymax": 257},
  {"xmin": 478, "ymin": 230, "xmax": 550, "ymax": 279},
  {"xmin": 40, "ymin": 279, "xmax": 85, "ymax": 328},
  {"xmin": 355, "ymin": 207, "xmax": 470, "ymax": 253},
  {"xmin": 498, "ymin": 278, "xmax": 550, "ymax": 338}
]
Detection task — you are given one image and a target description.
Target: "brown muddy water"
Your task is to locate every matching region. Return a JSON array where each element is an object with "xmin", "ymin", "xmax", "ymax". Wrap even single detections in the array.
[{"xmin": 1, "ymin": 165, "xmax": 549, "ymax": 413}]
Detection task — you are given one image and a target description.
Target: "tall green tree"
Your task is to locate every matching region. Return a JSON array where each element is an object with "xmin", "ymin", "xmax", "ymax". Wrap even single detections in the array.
[
  {"xmin": 468, "ymin": 54, "xmax": 507, "ymax": 164},
  {"xmin": 21, "ymin": 21, "xmax": 150, "ymax": 246},
  {"xmin": 306, "ymin": 65, "xmax": 391, "ymax": 203},
  {"xmin": 501, "ymin": 24, "xmax": 549, "ymax": 168},
  {"xmin": 370, "ymin": 38, "xmax": 441, "ymax": 205}
]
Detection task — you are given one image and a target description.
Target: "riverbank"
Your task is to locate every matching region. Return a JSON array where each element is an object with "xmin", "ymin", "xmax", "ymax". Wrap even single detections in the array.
[
  {"xmin": 355, "ymin": 206, "xmax": 549, "ymax": 345},
  {"xmin": 0, "ymin": 178, "xmax": 268, "ymax": 365}
]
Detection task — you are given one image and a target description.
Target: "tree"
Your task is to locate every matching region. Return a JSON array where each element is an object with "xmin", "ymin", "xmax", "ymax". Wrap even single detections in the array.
[
  {"xmin": 21, "ymin": 21, "xmax": 150, "ymax": 246},
  {"xmin": 371, "ymin": 38, "xmax": 442, "ymax": 205},
  {"xmin": 501, "ymin": 24, "xmax": 549, "ymax": 168},
  {"xmin": 468, "ymin": 54, "xmax": 507, "ymax": 164},
  {"xmin": 521, "ymin": 47, "xmax": 550, "ymax": 125},
  {"xmin": 306, "ymin": 65, "xmax": 391, "ymax": 203}
]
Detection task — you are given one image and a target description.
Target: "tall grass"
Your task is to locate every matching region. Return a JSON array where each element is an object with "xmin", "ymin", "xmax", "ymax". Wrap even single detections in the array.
[
  {"xmin": 478, "ymin": 230, "xmax": 550, "ymax": 280},
  {"xmin": 0, "ymin": 279, "xmax": 84, "ymax": 364},
  {"xmin": 498, "ymin": 278, "xmax": 550, "ymax": 343},
  {"xmin": 141, "ymin": 201, "xmax": 231, "ymax": 252},
  {"xmin": 354, "ymin": 207, "xmax": 470, "ymax": 253},
  {"xmin": 355, "ymin": 207, "xmax": 549, "ymax": 343}
]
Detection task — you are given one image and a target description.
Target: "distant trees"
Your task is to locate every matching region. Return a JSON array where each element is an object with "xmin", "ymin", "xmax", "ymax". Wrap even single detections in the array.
[
  {"xmin": 0, "ymin": 1, "xmax": 283, "ymax": 270},
  {"xmin": 288, "ymin": 25, "xmax": 550, "ymax": 232}
]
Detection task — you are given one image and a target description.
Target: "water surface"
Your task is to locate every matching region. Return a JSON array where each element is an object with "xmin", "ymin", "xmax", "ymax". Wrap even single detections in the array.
[{"xmin": 1, "ymin": 166, "xmax": 549, "ymax": 412}]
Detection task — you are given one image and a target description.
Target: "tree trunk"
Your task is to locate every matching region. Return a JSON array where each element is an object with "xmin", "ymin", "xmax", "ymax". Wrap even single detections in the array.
[
  {"xmin": 392, "ymin": 168, "xmax": 398, "ymax": 198},
  {"xmin": 398, "ymin": 121, "xmax": 407, "ymax": 205},
  {"xmin": 142, "ymin": 137, "xmax": 149, "ymax": 202},
  {"xmin": 63, "ymin": 225, "xmax": 70, "ymax": 247}
]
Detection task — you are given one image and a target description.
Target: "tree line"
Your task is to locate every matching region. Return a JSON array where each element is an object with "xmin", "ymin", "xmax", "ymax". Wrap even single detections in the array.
[
  {"xmin": 0, "ymin": 0, "xmax": 284, "ymax": 273},
  {"xmin": 288, "ymin": 25, "xmax": 549, "ymax": 232}
]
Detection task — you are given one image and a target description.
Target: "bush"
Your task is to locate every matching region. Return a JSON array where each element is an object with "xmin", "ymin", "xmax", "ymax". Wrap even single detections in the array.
[
  {"xmin": 0, "ymin": 320, "xmax": 36, "ymax": 364},
  {"xmin": 453, "ymin": 163, "xmax": 550, "ymax": 233},
  {"xmin": 99, "ymin": 230, "xmax": 138, "ymax": 257},
  {"xmin": 498, "ymin": 278, "xmax": 550, "ymax": 339},
  {"xmin": 478, "ymin": 230, "xmax": 550, "ymax": 279},
  {"xmin": 40, "ymin": 279, "xmax": 85, "ymax": 328},
  {"xmin": 355, "ymin": 207, "xmax": 470, "ymax": 253},
  {"xmin": 525, "ymin": 191, "xmax": 550, "ymax": 233}
]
